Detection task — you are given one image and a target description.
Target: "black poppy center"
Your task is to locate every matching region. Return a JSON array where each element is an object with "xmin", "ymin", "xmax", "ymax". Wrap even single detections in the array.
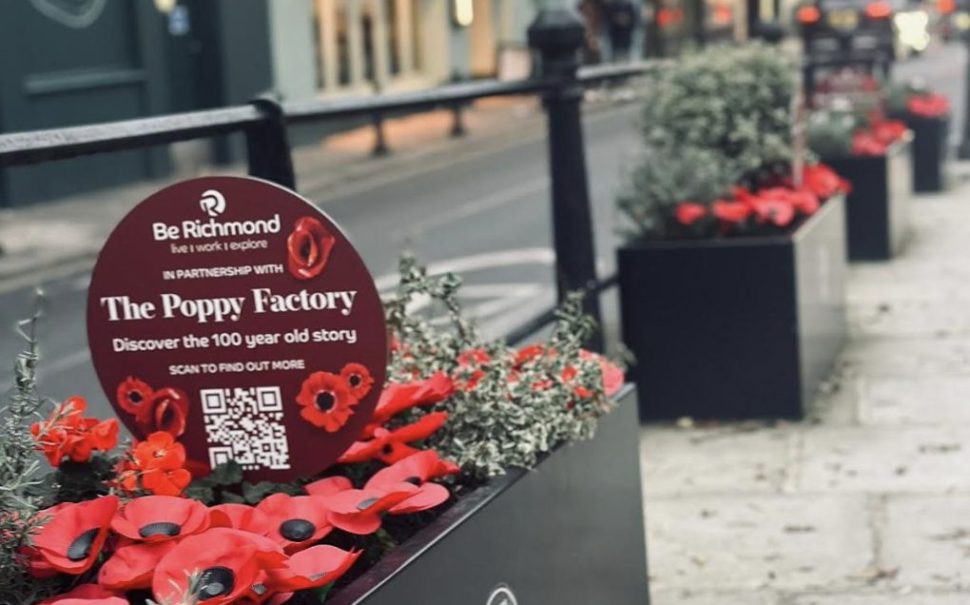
[
  {"xmin": 315, "ymin": 391, "xmax": 336, "ymax": 412},
  {"xmin": 198, "ymin": 566, "xmax": 234, "ymax": 600},
  {"xmin": 381, "ymin": 443, "xmax": 394, "ymax": 456},
  {"xmin": 349, "ymin": 374, "xmax": 362, "ymax": 388},
  {"xmin": 280, "ymin": 518, "xmax": 315, "ymax": 541},
  {"xmin": 357, "ymin": 497, "xmax": 379, "ymax": 511},
  {"xmin": 404, "ymin": 476, "xmax": 422, "ymax": 486},
  {"xmin": 128, "ymin": 390, "xmax": 143, "ymax": 405},
  {"xmin": 66, "ymin": 528, "xmax": 99, "ymax": 561},
  {"xmin": 300, "ymin": 237, "xmax": 313, "ymax": 261},
  {"xmin": 138, "ymin": 521, "xmax": 181, "ymax": 538}
]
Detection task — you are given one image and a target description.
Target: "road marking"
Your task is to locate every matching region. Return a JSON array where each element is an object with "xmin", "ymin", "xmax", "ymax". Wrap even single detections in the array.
[
  {"xmin": 374, "ymin": 247, "xmax": 555, "ymax": 291},
  {"xmin": 0, "ymin": 257, "xmax": 95, "ymax": 296}
]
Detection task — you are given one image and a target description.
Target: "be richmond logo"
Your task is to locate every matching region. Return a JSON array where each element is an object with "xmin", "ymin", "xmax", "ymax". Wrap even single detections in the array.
[{"xmin": 200, "ymin": 189, "xmax": 227, "ymax": 217}]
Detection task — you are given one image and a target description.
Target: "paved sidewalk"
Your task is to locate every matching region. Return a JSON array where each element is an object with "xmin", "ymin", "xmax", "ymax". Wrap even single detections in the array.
[{"xmin": 641, "ymin": 165, "xmax": 970, "ymax": 604}]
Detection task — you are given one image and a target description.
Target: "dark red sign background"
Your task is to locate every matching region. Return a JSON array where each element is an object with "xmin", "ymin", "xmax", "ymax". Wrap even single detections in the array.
[{"xmin": 86, "ymin": 176, "xmax": 387, "ymax": 482}]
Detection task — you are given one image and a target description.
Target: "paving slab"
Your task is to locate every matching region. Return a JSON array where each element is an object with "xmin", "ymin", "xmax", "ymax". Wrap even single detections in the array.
[
  {"xmin": 798, "ymin": 427, "xmax": 970, "ymax": 493},
  {"xmin": 858, "ymin": 375, "xmax": 970, "ymax": 426},
  {"xmin": 839, "ymin": 336, "xmax": 970, "ymax": 377},
  {"xmin": 651, "ymin": 589, "xmax": 779, "ymax": 605},
  {"xmin": 789, "ymin": 592, "xmax": 970, "ymax": 604},
  {"xmin": 645, "ymin": 495, "xmax": 873, "ymax": 592},
  {"xmin": 641, "ymin": 426, "xmax": 794, "ymax": 495},
  {"xmin": 882, "ymin": 495, "xmax": 970, "ymax": 590}
]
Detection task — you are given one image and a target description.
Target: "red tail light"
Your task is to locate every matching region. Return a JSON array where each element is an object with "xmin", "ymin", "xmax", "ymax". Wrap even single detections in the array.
[
  {"xmin": 797, "ymin": 5, "xmax": 821, "ymax": 23},
  {"xmin": 865, "ymin": 1, "xmax": 892, "ymax": 19}
]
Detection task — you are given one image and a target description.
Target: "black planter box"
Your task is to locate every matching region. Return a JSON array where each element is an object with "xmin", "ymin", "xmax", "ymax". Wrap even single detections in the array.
[
  {"xmin": 824, "ymin": 139, "xmax": 912, "ymax": 261},
  {"xmin": 328, "ymin": 386, "xmax": 650, "ymax": 604},
  {"xmin": 617, "ymin": 198, "xmax": 847, "ymax": 421},
  {"xmin": 906, "ymin": 114, "xmax": 949, "ymax": 192}
]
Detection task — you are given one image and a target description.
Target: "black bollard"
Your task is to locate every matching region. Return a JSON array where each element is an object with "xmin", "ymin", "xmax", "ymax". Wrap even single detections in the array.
[
  {"xmin": 528, "ymin": 8, "xmax": 603, "ymax": 352},
  {"xmin": 959, "ymin": 26, "xmax": 970, "ymax": 159}
]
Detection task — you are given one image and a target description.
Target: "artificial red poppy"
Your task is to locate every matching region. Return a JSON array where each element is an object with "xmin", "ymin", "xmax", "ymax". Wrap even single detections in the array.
[
  {"xmin": 116, "ymin": 376, "xmax": 153, "ymax": 415},
  {"xmin": 270, "ymin": 545, "xmax": 361, "ymax": 592},
  {"xmin": 256, "ymin": 493, "xmax": 333, "ymax": 553},
  {"xmin": 295, "ymin": 371, "xmax": 359, "ymax": 432},
  {"xmin": 98, "ymin": 540, "xmax": 177, "ymax": 591},
  {"xmin": 135, "ymin": 387, "xmax": 189, "ymax": 438},
  {"xmin": 365, "ymin": 450, "xmax": 457, "ymax": 514},
  {"xmin": 364, "ymin": 372, "xmax": 454, "ymax": 436},
  {"xmin": 154, "ymin": 528, "xmax": 284, "ymax": 605},
  {"xmin": 38, "ymin": 584, "xmax": 127, "ymax": 605},
  {"xmin": 287, "ymin": 216, "xmax": 336, "ymax": 280},
  {"xmin": 112, "ymin": 495, "xmax": 210, "ymax": 542},
  {"xmin": 21, "ymin": 544, "xmax": 59, "ymax": 578},
  {"xmin": 339, "ymin": 411, "xmax": 449, "ymax": 465},
  {"xmin": 340, "ymin": 362, "xmax": 374, "ymax": 400},
  {"xmin": 802, "ymin": 163, "xmax": 850, "ymax": 199},
  {"xmin": 33, "ymin": 496, "xmax": 118, "ymax": 574},
  {"xmin": 674, "ymin": 202, "xmax": 708, "ymax": 226},
  {"xmin": 210, "ymin": 503, "xmax": 273, "ymax": 535},
  {"xmin": 712, "ymin": 199, "xmax": 752, "ymax": 225},
  {"xmin": 304, "ymin": 475, "xmax": 353, "ymax": 498},
  {"xmin": 323, "ymin": 485, "xmax": 418, "ymax": 535},
  {"xmin": 908, "ymin": 93, "xmax": 950, "ymax": 118}
]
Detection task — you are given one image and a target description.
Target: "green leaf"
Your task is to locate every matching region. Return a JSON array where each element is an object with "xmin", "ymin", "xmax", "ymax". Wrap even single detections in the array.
[{"xmin": 207, "ymin": 460, "xmax": 244, "ymax": 486}]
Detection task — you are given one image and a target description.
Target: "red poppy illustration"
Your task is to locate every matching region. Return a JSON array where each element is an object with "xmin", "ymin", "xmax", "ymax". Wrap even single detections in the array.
[
  {"xmin": 340, "ymin": 362, "xmax": 374, "ymax": 400},
  {"xmin": 256, "ymin": 493, "xmax": 333, "ymax": 553},
  {"xmin": 674, "ymin": 202, "xmax": 708, "ymax": 226},
  {"xmin": 32, "ymin": 496, "xmax": 118, "ymax": 574},
  {"xmin": 365, "ymin": 450, "xmax": 458, "ymax": 514},
  {"xmin": 295, "ymin": 371, "xmax": 359, "ymax": 432},
  {"xmin": 116, "ymin": 376, "xmax": 153, "ymax": 415},
  {"xmin": 270, "ymin": 545, "xmax": 361, "ymax": 592},
  {"xmin": 98, "ymin": 540, "xmax": 177, "ymax": 591},
  {"xmin": 38, "ymin": 584, "xmax": 128, "ymax": 605},
  {"xmin": 323, "ymin": 485, "xmax": 418, "ymax": 535},
  {"xmin": 363, "ymin": 372, "xmax": 453, "ymax": 437},
  {"xmin": 286, "ymin": 216, "xmax": 336, "ymax": 280},
  {"xmin": 210, "ymin": 503, "xmax": 273, "ymax": 536},
  {"xmin": 111, "ymin": 495, "xmax": 210, "ymax": 542},
  {"xmin": 339, "ymin": 411, "xmax": 449, "ymax": 465},
  {"xmin": 303, "ymin": 475, "xmax": 353, "ymax": 498},
  {"xmin": 135, "ymin": 387, "xmax": 189, "ymax": 438},
  {"xmin": 153, "ymin": 528, "xmax": 285, "ymax": 605}
]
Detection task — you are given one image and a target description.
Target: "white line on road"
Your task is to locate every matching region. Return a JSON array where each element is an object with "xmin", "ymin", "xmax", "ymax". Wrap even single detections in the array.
[{"xmin": 374, "ymin": 247, "xmax": 555, "ymax": 291}]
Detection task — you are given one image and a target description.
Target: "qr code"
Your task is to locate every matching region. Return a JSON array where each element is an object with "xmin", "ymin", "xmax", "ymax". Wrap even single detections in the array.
[{"xmin": 201, "ymin": 386, "xmax": 291, "ymax": 471}]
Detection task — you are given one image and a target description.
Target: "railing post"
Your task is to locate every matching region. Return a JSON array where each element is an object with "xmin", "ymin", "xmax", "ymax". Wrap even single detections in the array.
[
  {"xmin": 246, "ymin": 96, "xmax": 296, "ymax": 190},
  {"xmin": 528, "ymin": 8, "xmax": 603, "ymax": 352},
  {"xmin": 372, "ymin": 113, "xmax": 391, "ymax": 156},
  {"xmin": 451, "ymin": 103, "xmax": 467, "ymax": 138}
]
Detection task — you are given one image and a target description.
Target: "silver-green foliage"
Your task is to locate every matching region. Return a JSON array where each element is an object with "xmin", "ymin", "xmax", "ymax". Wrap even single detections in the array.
[{"xmin": 385, "ymin": 256, "xmax": 614, "ymax": 478}]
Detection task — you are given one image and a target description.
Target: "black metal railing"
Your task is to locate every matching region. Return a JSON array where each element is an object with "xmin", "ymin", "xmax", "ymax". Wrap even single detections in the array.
[{"xmin": 0, "ymin": 9, "xmax": 656, "ymax": 351}]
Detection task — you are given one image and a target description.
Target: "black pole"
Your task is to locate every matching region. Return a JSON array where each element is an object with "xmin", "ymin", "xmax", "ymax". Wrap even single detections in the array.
[
  {"xmin": 959, "ymin": 28, "xmax": 970, "ymax": 159},
  {"xmin": 528, "ymin": 8, "xmax": 604, "ymax": 352},
  {"xmin": 245, "ymin": 96, "xmax": 296, "ymax": 190},
  {"xmin": 371, "ymin": 113, "xmax": 390, "ymax": 157}
]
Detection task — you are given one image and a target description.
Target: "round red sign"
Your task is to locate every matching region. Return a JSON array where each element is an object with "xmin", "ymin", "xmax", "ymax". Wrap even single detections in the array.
[{"xmin": 86, "ymin": 176, "xmax": 387, "ymax": 482}]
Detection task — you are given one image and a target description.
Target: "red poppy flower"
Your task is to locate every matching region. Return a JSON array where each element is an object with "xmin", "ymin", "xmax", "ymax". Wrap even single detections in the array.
[
  {"xmin": 112, "ymin": 495, "xmax": 210, "ymax": 542},
  {"xmin": 711, "ymin": 199, "xmax": 751, "ymax": 225},
  {"xmin": 135, "ymin": 387, "xmax": 189, "ymax": 438},
  {"xmin": 339, "ymin": 411, "xmax": 449, "ymax": 465},
  {"xmin": 154, "ymin": 528, "xmax": 284, "ymax": 605},
  {"xmin": 21, "ymin": 544, "xmax": 59, "ymax": 578},
  {"xmin": 304, "ymin": 475, "xmax": 353, "ymax": 498},
  {"xmin": 295, "ymin": 371, "xmax": 359, "ymax": 432},
  {"xmin": 674, "ymin": 202, "xmax": 708, "ymax": 226},
  {"xmin": 363, "ymin": 372, "xmax": 454, "ymax": 437},
  {"xmin": 116, "ymin": 376, "xmax": 153, "ymax": 415},
  {"xmin": 802, "ymin": 163, "xmax": 851, "ymax": 198},
  {"xmin": 256, "ymin": 493, "xmax": 333, "ymax": 553},
  {"xmin": 579, "ymin": 350, "xmax": 625, "ymax": 397},
  {"xmin": 33, "ymin": 496, "xmax": 118, "ymax": 574},
  {"xmin": 323, "ymin": 485, "xmax": 418, "ymax": 535},
  {"xmin": 270, "ymin": 545, "xmax": 361, "ymax": 592},
  {"xmin": 210, "ymin": 503, "xmax": 273, "ymax": 535},
  {"xmin": 287, "ymin": 216, "xmax": 336, "ymax": 280},
  {"xmin": 871, "ymin": 119, "xmax": 908, "ymax": 145},
  {"xmin": 758, "ymin": 187, "xmax": 819, "ymax": 217},
  {"xmin": 908, "ymin": 93, "xmax": 950, "ymax": 118},
  {"xmin": 340, "ymin": 363, "xmax": 374, "ymax": 400},
  {"xmin": 366, "ymin": 450, "xmax": 457, "ymax": 514},
  {"xmin": 99, "ymin": 540, "xmax": 177, "ymax": 591},
  {"xmin": 736, "ymin": 188, "xmax": 796, "ymax": 228},
  {"xmin": 38, "ymin": 584, "xmax": 127, "ymax": 605}
]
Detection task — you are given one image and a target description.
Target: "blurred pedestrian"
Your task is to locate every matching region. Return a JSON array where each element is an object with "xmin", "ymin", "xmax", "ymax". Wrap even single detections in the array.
[
  {"xmin": 604, "ymin": 0, "xmax": 638, "ymax": 62},
  {"xmin": 577, "ymin": 0, "xmax": 604, "ymax": 64}
]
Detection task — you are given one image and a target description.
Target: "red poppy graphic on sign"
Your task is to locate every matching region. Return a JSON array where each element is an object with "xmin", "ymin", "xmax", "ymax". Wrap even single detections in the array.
[
  {"xmin": 116, "ymin": 376, "xmax": 153, "ymax": 415},
  {"xmin": 286, "ymin": 216, "xmax": 336, "ymax": 280},
  {"xmin": 134, "ymin": 387, "xmax": 189, "ymax": 438},
  {"xmin": 340, "ymin": 362, "xmax": 374, "ymax": 400},
  {"xmin": 295, "ymin": 371, "xmax": 359, "ymax": 432}
]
